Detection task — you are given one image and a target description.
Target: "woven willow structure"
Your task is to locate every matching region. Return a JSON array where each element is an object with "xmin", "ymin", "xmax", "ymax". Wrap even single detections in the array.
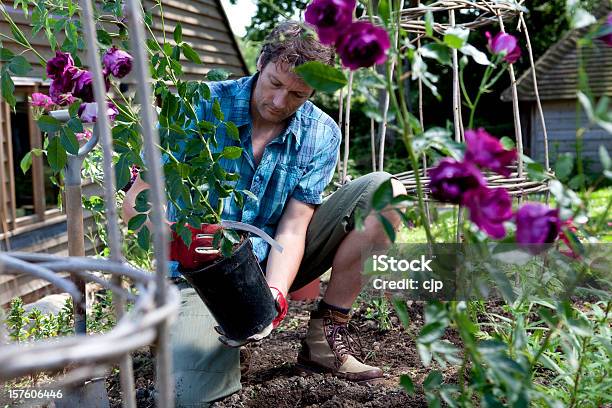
[
  {"xmin": 338, "ymin": 0, "xmax": 552, "ymax": 199},
  {"xmin": 0, "ymin": 0, "xmax": 179, "ymax": 406}
]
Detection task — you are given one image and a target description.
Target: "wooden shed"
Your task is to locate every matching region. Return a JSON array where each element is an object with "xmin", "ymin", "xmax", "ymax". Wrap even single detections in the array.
[
  {"xmin": 0, "ymin": 0, "xmax": 249, "ymax": 306},
  {"xmin": 501, "ymin": 25, "xmax": 612, "ymax": 172}
]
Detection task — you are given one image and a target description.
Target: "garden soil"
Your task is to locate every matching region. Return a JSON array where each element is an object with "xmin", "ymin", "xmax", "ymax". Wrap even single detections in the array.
[{"xmin": 106, "ymin": 290, "xmax": 464, "ymax": 408}]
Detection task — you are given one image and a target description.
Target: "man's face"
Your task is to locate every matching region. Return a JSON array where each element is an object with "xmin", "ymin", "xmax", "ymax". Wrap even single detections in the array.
[{"xmin": 252, "ymin": 60, "xmax": 314, "ymax": 124}]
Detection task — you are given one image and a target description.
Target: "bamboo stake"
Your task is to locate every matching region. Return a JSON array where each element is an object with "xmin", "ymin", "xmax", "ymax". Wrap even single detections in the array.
[
  {"xmin": 342, "ymin": 72, "xmax": 354, "ymax": 184},
  {"xmin": 79, "ymin": 0, "xmax": 136, "ymax": 406},
  {"xmin": 337, "ymin": 87, "xmax": 344, "ymax": 182},
  {"xmin": 125, "ymin": 0, "xmax": 174, "ymax": 405},
  {"xmin": 371, "ymin": 118, "xmax": 377, "ymax": 172}
]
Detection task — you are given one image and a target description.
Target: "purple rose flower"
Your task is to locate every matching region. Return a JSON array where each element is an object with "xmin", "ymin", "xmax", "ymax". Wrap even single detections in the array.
[
  {"xmin": 73, "ymin": 70, "xmax": 94, "ymax": 102},
  {"xmin": 103, "ymin": 47, "xmax": 133, "ymax": 78},
  {"xmin": 597, "ymin": 12, "xmax": 612, "ymax": 47},
  {"xmin": 515, "ymin": 203, "xmax": 560, "ymax": 245},
  {"xmin": 428, "ymin": 158, "xmax": 487, "ymax": 204},
  {"xmin": 462, "ymin": 187, "xmax": 513, "ymax": 239},
  {"xmin": 305, "ymin": 0, "xmax": 356, "ymax": 45},
  {"xmin": 49, "ymin": 65, "xmax": 79, "ymax": 105},
  {"xmin": 464, "ymin": 128, "xmax": 517, "ymax": 176},
  {"xmin": 335, "ymin": 21, "xmax": 391, "ymax": 70},
  {"xmin": 30, "ymin": 93, "xmax": 54, "ymax": 111},
  {"xmin": 79, "ymin": 101, "xmax": 119, "ymax": 123},
  {"xmin": 486, "ymin": 32, "xmax": 521, "ymax": 64},
  {"xmin": 46, "ymin": 51, "xmax": 75, "ymax": 80}
]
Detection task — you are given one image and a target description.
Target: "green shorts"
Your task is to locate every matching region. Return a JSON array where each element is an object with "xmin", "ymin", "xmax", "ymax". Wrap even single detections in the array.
[{"xmin": 170, "ymin": 171, "xmax": 393, "ymax": 407}]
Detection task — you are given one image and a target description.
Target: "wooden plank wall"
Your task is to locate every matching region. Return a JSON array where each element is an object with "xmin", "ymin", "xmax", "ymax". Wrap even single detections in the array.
[
  {"xmin": 0, "ymin": 0, "xmax": 248, "ymax": 82},
  {"xmin": 531, "ymin": 100, "xmax": 612, "ymax": 171},
  {"xmin": 0, "ymin": 101, "xmax": 17, "ymax": 231}
]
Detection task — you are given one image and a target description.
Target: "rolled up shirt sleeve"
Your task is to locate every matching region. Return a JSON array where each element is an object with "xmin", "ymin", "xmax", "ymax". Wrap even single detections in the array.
[{"xmin": 292, "ymin": 125, "xmax": 341, "ymax": 205}]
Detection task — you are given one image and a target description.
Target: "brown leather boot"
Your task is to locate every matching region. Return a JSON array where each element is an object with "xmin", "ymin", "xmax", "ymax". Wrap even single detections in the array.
[{"xmin": 296, "ymin": 309, "xmax": 383, "ymax": 383}]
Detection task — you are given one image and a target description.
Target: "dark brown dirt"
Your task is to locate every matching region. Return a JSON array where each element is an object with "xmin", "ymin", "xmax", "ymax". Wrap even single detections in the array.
[{"xmin": 106, "ymin": 295, "xmax": 463, "ymax": 407}]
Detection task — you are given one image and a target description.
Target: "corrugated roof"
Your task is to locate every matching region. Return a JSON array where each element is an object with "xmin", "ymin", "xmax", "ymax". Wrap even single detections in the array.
[{"xmin": 502, "ymin": 11, "xmax": 612, "ymax": 102}]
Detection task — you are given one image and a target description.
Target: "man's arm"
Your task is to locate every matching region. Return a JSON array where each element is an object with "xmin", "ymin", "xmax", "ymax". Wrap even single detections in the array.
[
  {"xmin": 121, "ymin": 174, "xmax": 154, "ymax": 230},
  {"xmin": 265, "ymin": 197, "xmax": 316, "ymax": 296}
]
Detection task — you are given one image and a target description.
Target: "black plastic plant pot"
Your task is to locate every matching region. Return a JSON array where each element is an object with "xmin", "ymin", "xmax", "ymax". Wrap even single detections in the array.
[{"xmin": 178, "ymin": 237, "xmax": 277, "ymax": 340}]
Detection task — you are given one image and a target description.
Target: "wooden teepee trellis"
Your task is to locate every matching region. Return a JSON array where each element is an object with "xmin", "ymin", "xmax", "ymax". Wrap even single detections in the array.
[{"xmin": 337, "ymin": 0, "xmax": 552, "ymax": 202}]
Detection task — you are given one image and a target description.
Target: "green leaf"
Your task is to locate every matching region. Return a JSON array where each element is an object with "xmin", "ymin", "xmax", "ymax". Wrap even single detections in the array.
[
  {"xmin": 47, "ymin": 136, "xmax": 67, "ymax": 172},
  {"xmin": 20, "ymin": 151, "xmax": 32, "ymax": 174},
  {"xmin": 225, "ymin": 121, "xmax": 239, "ymax": 140},
  {"xmin": 0, "ymin": 48, "xmax": 15, "ymax": 61},
  {"xmin": 372, "ymin": 179, "xmax": 393, "ymax": 211},
  {"xmin": 294, "ymin": 61, "xmax": 347, "ymax": 93},
  {"xmin": 181, "ymin": 43, "xmax": 202, "ymax": 64},
  {"xmin": 499, "ymin": 136, "xmax": 515, "ymax": 150},
  {"xmin": 425, "ymin": 11, "xmax": 434, "ymax": 37},
  {"xmin": 527, "ymin": 162, "xmax": 547, "ymax": 181},
  {"xmin": 376, "ymin": 213, "xmax": 396, "ymax": 243},
  {"xmin": 212, "ymin": 99, "xmax": 224, "ymax": 121},
  {"xmin": 418, "ymin": 321, "xmax": 446, "ymax": 344},
  {"xmin": 68, "ymin": 100, "xmax": 81, "ymax": 118},
  {"xmin": 392, "ymin": 298, "xmax": 410, "ymax": 330},
  {"xmin": 7, "ymin": 55, "xmax": 32, "ymax": 75},
  {"xmin": 128, "ymin": 213, "xmax": 147, "ymax": 231},
  {"xmin": 206, "ymin": 68, "xmax": 230, "ymax": 81},
  {"xmin": 135, "ymin": 189, "xmax": 150, "ymax": 212},
  {"xmin": 173, "ymin": 23, "xmax": 183, "ymax": 44},
  {"xmin": 137, "ymin": 225, "xmax": 151, "ymax": 250},
  {"xmin": 459, "ymin": 44, "xmax": 490, "ymax": 65},
  {"xmin": 221, "ymin": 146, "xmax": 242, "ymax": 160},
  {"xmin": 423, "ymin": 370, "xmax": 443, "ymax": 391},
  {"xmin": 37, "ymin": 116, "xmax": 63, "ymax": 133},
  {"xmin": 60, "ymin": 127, "xmax": 79, "ymax": 155},
  {"xmin": 568, "ymin": 174, "xmax": 586, "ymax": 189},
  {"xmin": 599, "ymin": 145, "xmax": 611, "ymax": 170},
  {"xmin": 97, "ymin": 29, "xmax": 112, "ymax": 46},
  {"xmin": 115, "ymin": 155, "xmax": 131, "ymax": 190},
  {"xmin": 555, "ymin": 153, "xmax": 574, "ymax": 181},
  {"xmin": 443, "ymin": 27, "xmax": 469, "ymax": 49},
  {"xmin": 399, "ymin": 374, "xmax": 415, "ymax": 395},
  {"xmin": 222, "ymin": 229, "xmax": 240, "ymax": 244},
  {"xmin": 66, "ymin": 117, "xmax": 84, "ymax": 133},
  {"xmin": 420, "ymin": 43, "xmax": 451, "ymax": 66},
  {"xmin": 1, "ymin": 69, "xmax": 16, "ymax": 108}
]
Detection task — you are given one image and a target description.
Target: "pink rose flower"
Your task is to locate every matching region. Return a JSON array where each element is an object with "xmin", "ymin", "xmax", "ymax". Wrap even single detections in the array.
[
  {"xmin": 30, "ymin": 93, "xmax": 54, "ymax": 111},
  {"xmin": 486, "ymin": 32, "xmax": 521, "ymax": 64},
  {"xmin": 305, "ymin": 0, "xmax": 356, "ymax": 45},
  {"xmin": 428, "ymin": 158, "xmax": 487, "ymax": 204},
  {"xmin": 464, "ymin": 128, "xmax": 517, "ymax": 177},
  {"xmin": 103, "ymin": 47, "xmax": 133, "ymax": 78},
  {"xmin": 462, "ymin": 186, "xmax": 513, "ymax": 239},
  {"xmin": 46, "ymin": 51, "xmax": 75, "ymax": 80},
  {"xmin": 336, "ymin": 21, "xmax": 391, "ymax": 70},
  {"xmin": 79, "ymin": 102, "xmax": 119, "ymax": 123}
]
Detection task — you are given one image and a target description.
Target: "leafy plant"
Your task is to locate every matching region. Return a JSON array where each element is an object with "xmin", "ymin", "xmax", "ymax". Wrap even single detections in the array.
[
  {"xmin": 6, "ymin": 298, "xmax": 29, "ymax": 342},
  {"xmin": 364, "ymin": 297, "xmax": 393, "ymax": 332}
]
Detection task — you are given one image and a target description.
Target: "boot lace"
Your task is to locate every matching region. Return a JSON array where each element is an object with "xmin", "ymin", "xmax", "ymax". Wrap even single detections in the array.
[{"xmin": 324, "ymin": 317, "xmax": 365, "ymax": 368}]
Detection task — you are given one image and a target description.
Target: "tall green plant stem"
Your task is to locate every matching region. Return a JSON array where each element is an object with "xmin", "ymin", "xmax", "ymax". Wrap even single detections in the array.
[{"xmin": 386, "ymin": 0, "xmax": 434, "ymax": 244}]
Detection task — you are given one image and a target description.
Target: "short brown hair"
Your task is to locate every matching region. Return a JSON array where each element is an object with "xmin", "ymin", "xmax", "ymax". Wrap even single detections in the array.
[{"xmin": 258, "ymin": 21, "xmax": 335, "ymax": 70}]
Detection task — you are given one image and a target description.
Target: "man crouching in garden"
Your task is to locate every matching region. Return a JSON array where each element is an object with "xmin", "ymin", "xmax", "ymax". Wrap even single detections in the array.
[{"xmin": 123, "ymin": 21, "xmax": 406, "ymax": 407}]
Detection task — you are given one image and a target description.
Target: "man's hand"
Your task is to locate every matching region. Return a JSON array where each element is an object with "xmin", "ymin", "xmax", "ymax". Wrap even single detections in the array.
[
  {"xmin": 169, "ymin": 223, "xmax": 222, "ymax": 270},
  {"xmin": 215, "ymin": 286, "xmax": 288, "ymax": 347}
]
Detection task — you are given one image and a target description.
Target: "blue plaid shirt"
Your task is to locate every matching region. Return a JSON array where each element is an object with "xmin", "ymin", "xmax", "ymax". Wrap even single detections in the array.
[{"xmin": 166, "ymin": 74, "xmax": 341, "ymax": 277}]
